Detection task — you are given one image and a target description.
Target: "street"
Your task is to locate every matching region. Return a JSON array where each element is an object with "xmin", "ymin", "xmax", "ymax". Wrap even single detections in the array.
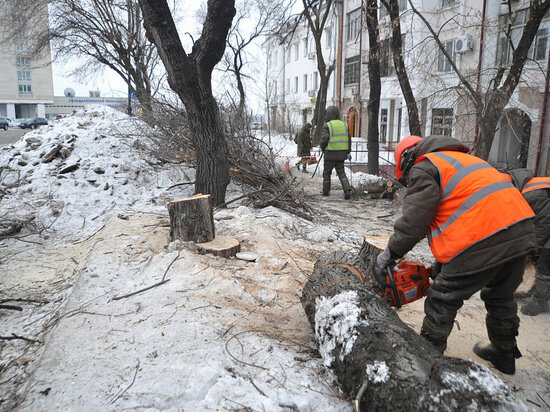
[{"xmin": 0, "ymin": 128, "xmax": 28, "ymax": 147}]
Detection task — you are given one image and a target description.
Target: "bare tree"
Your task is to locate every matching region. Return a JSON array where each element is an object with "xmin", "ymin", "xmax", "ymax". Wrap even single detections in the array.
[
  {"xmin": 365, "ymin": 0, "xmax": 381, "ymax": 175},
  {"xmin": 138, "ymin": 0, "xmax": 235, "ymax": 206},
  {"xmin": 381, "ymin": 0, "xmax": 422, "ymax": 137},
  {"xmin": 408, "ymin": 0, "xmax": 550, "ymax": 159},
  {"xmin": 24, "ymin": 0, "xmax": 162, "ymax": 116},
  {"xmin": 301, "ymin": 0, "xmax": 336, "ymax": 144}
]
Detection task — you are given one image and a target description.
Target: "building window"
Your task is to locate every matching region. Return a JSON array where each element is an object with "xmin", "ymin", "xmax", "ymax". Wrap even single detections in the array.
[
  {"xmin": 344, "ymin": 55, "xmax": 360, "ymax": 85},
  {"xmin": 17, "ymin": 70, "xmax": 31, "ymax": 81},
  {"xmin": 325, "ymin": 28, "xmax": 332, "ymax": 48},
  {"xmin": 18, "ymin": 84, "xmax": 32, "ymax": 95},
  {"xmin": 294, "ymin": 76, "xmax": 298, "ymax": 93},
  {"xmin": 380, "ymin": 0, "xmax": 407, "ymax": 19},
  {"xmin": 313, "ymin": 71, "xmax": 318, "ymax": 89},
  {"xmin": 432, "ymin": 108, "xmax": 453, "ymax": 136},
  {"xmin": 303, "ymin": 74, "xmax": 308, "ymax": 92},
  {"xmin": 533, "ymin": 28, "xmax": 549, "ymax": 61},
  {"xmin": 303, "ymin": 39, "xmax": 308, "ymax": 57},
  {"xmin": 346, "ymin": 8, "xmax": 361, "ymax": 42},
  {"xmin": 440, "ymin": 0, "xmax": 457, "ymax": 8},
  {"xmin": 16, "ymin": 56, "xmax": 30, "ymax": 68},
  {"xmin": 380, "ymin": 108, "xmax": 388, "ymax": 144},
  {"xmin": 286, "ymin": 48, "xmax": 290, "ymax": 63},
  {"xmin": 286, "ymin": 78, "xmax": 290, "ymax": 93},
  {"xmin": 15, "ymin": 43, "xmax": 28, "ymax": 54},
  {"xmin": 380, "ymin": 38, "xmax": 395, "ymax": 77},
  {"xmin": 294, "ymin": 43, "xmax": 299, "ymax": 60},
  {"xmin": 437, "ymin": 40, "xmax": 456, "ymax": 72}
]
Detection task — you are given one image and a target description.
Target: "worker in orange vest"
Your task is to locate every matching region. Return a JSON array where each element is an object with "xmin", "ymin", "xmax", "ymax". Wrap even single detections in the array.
[
  {"xmin": 504, "ymin": 169, "xmax": 550, "ymax": 316},
  {"xmin": 376, "ymin": 135, "xmax": 535, "ymax": 375}
]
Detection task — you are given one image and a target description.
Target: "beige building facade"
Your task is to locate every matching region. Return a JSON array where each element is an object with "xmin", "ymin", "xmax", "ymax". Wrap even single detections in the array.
[{"xmin": 0, "ymin": 0, "xmax": 54, "ymax": 120}]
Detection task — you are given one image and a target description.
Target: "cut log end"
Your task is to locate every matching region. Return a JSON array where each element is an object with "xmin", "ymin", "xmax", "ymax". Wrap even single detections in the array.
[{"xmin": 196, "ymin": 235, "xmax": 241, "ymax": 258}]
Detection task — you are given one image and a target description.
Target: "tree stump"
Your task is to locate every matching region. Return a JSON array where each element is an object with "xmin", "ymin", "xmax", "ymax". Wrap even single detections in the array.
[
  {"xmin": 167, "ymin": 194, "xmax": 215, "ymax": 243},
  {"xmin": 196, "ymin": 235, "xmax": 241, "ymax": 258},
  {"xmin": 301, "ymin": 250, "xmax": 525, "ymax": 411}
]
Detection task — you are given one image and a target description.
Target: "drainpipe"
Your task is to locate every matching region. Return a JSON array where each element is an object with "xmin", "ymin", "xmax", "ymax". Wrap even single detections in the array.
[
  {"xmin": 336, "ymin": 0, "xmax": 344, "ymax": 110},
  {"xmin": 535, "ymin": 46, "xmax": 550, "ymax": 175},
  {"xmin": 473, "ymin": 0, "xmax": 487, "ymax": 147},
  {"xmin": 357, "ymin": 0, "xmax": 364, "ymax": 137}
]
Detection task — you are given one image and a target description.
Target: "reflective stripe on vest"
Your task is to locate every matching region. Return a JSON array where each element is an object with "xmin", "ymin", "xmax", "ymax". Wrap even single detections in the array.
[
  {"xmin": 326, "ymin": 120, "xmax": 349, "ymax": 151},
  {"xmin": 419, "ymin": 151, "xmax": 534, "ymax": 263},
  {"xmin": 522, "ymin": 177, "xmax": 550, "ymax": 194}
]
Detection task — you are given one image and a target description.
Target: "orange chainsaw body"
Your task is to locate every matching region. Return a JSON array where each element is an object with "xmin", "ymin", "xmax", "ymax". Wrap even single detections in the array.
[{"xmin": 377, "ymin": 260, "xmax": 432, "ymax": 307}]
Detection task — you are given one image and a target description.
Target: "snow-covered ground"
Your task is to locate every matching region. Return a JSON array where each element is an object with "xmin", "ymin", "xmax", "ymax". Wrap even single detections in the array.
[{"xmin": 1, "ymin": 106, "xmax": 549, "ymax": 411}]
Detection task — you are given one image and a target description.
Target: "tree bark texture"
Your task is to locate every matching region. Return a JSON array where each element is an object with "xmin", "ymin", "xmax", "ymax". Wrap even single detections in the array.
[
  {"xmin": 385, "ymin": 0, "xmax": 421, "ymax": 137},
  {"xmin": 366, "ymin": 0, "xmax": 381, "ymax": 175},
  {"xmin": 138, "ymin": 0, "xmax": 235, "ymax": 206},
  {"xmin": 167, "ymin": 195, "xmax": 215, "ymax": 243},
  {"xmin": 301, "ymin": 250, "xmax": 526, "ymax": 411}
]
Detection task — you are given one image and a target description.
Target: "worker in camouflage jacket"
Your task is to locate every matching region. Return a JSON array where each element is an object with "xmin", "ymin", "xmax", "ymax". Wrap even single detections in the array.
[
  {"xmin": 377, "ymin": 135, "xmax": 535, "ymax": 375},
  {"xmin": 294, "ymin": 122, "xmax": 312, "ymax": 172},
  {"xmin": 506, "ymin": 168, "xmax": 550, "ymax": 316},
  {"xmin": 320, "ymin": 106, "xmax": 352, "ymax": 199}
]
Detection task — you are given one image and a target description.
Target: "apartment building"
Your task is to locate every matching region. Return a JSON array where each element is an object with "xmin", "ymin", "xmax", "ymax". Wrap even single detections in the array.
[
  {"xmin": 265, "ymin": 0, "xmax": 550, "ymax": 175},
  {"xmin": 265, "ymin": 8, "xmax": 339, "ymax": 133},
  {"xmin": 0, "ymin": 0, "xmax": 54, "ymax": 120}
]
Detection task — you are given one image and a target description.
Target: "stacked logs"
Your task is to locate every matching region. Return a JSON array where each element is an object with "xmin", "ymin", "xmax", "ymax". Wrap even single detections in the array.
[{"xmin": 365, "ymin": 179, "xmax": 397, "ymax": 199}]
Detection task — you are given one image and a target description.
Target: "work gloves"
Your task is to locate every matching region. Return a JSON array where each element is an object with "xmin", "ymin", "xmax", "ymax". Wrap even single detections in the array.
[{"xmin": 377, "ymin": 246, "xmax": 397, "ymax": 267}]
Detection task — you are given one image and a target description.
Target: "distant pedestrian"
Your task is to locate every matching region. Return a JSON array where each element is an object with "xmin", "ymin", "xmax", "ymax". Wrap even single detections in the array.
[
  {"xmin": 320, "ymin": 106, "xmax": 352, "ymax": 199},
  {"xmin": 294, "ymin": 122, "xmax": 312, "ymax": 173},
  {"xmin": 504, "ymin": 169, "xmax": 550, "ymax": 316}
]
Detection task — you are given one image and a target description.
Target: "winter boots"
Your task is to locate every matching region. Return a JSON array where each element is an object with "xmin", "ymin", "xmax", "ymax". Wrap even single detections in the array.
[
  {"xmin": 521, "ymin": 274, "xmax": 550, "ymax": 316},
  {"xmin": 473, "ymin": 343, "xmax": 522, "ymax": 375},
  {"xmin": 344, "ymin": 190, "xmax": 351, "ymax": 200}
]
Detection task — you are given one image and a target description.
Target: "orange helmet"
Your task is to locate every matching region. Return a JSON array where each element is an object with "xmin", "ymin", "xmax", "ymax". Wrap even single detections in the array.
[{"xmin": 395, "ymin": 135, "xmax": 422, "ymax": 179}]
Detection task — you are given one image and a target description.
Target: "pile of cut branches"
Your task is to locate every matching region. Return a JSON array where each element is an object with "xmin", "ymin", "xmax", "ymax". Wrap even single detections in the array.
[{"xmin": 223, "ymin": 112, "xmax": 312, "ymax": 220}]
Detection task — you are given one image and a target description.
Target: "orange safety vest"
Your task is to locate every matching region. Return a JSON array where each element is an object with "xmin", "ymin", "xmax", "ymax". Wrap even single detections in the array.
[
  {"xmin": 417, "ymin": 151, "xmax": 534, "ymax": 263},
  {"xmin": 521, "ymin": 176, "xmax": 550, "ymax": 194}
]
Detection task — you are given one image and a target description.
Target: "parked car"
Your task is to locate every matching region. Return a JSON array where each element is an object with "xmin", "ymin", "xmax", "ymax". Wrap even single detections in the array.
[
  {"xmin": 20, "ymin": 117, "xmax": 48, "ymax": 129},
  {"xmin": 0, "ymin": 117, "xmax": 8, "ymax": 131},
  {"xmin": 8, "ymin": 118, "xmax": 21, "ymax": 128}
]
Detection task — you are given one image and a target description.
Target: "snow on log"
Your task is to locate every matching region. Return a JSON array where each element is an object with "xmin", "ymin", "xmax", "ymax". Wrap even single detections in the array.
[
  {"xmin": 301, "ymin": 250, "xmax": 526, "ymax": 411},
  {"xmin": 167, "ymin": 194, "xmax": 215, "ymax": 243},
  {"xmin": 195, "ymin": 235, "xmax": 241, "ymax": 258}
]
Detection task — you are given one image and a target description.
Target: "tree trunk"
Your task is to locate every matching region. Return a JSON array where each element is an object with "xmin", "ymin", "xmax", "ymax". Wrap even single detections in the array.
[
  {"xmin": 138, "ymin": 0, "xmax": 235, "ymax": 206},
  {"xmin": 366, "ymin": 0, "xmax": 381, "ymax": 175},
  {"xmin": 167, "ymin": 194, "xmax": 215, "ymax": 243},
  {"xmin": 301, "ymin": 250, "xmax": 526, "ymax": 411},
  {"xmin": 386, "ymin": 0, "xmax": 421, "ymax": 137}
]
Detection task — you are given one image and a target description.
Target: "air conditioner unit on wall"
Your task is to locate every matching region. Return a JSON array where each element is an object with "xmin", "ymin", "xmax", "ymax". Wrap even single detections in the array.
[
  {"xmin": 308, "ymin": 90, "xmax": 316, "ymax": 97},
  {"xmin": 455, "ymin": 36, "xmax": 473, "ymax": 53},
  {"xmin": 308, "ymin": 52, "xmax": 316, "ymax": 60}
]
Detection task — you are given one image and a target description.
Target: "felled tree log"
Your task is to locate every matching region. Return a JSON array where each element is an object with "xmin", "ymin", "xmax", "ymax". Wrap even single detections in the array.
[
  {"xmin": 301, "ymin": 250, "xmax": 525, "ymax": 411},
  {"xmin": 196, "ymin": 235, "xmax": 241, "ymax": 258},
  {"xmin": 167, "ymin": 194, "xmax": 215, "ymax": 243}
]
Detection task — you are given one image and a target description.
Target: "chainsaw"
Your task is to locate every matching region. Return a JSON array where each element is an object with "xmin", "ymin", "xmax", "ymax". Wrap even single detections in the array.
[{"xmin": 373, "ymin": 260, "xmax": 432, "ymax": 308}]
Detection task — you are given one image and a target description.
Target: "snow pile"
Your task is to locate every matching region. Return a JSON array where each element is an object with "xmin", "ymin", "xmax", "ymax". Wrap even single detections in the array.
[
  {"xmin": 314, "ymin": 291, "xmax": 369, "ymax": 366},
  {"xmin": 365, "ymin": 361, "xmax": 391, "ymax": 383},
  {"xmin": 0, "ymin": 105, "xmax": 191, "ymax": 240}
]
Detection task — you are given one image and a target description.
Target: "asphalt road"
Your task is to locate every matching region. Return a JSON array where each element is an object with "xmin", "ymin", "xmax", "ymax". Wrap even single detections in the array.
[{"xmin": 0, "ymin": 128, "xmax": 28, "ymax": 147}]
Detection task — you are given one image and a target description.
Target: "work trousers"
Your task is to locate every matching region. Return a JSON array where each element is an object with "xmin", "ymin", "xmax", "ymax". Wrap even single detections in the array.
[
  {"xmin": 421, "ymin": 255, "xmax": 526, "ymax": 353},
  {"xmin": 322, "ymin": 159, "xmax": 351, "ymax": 195}
]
